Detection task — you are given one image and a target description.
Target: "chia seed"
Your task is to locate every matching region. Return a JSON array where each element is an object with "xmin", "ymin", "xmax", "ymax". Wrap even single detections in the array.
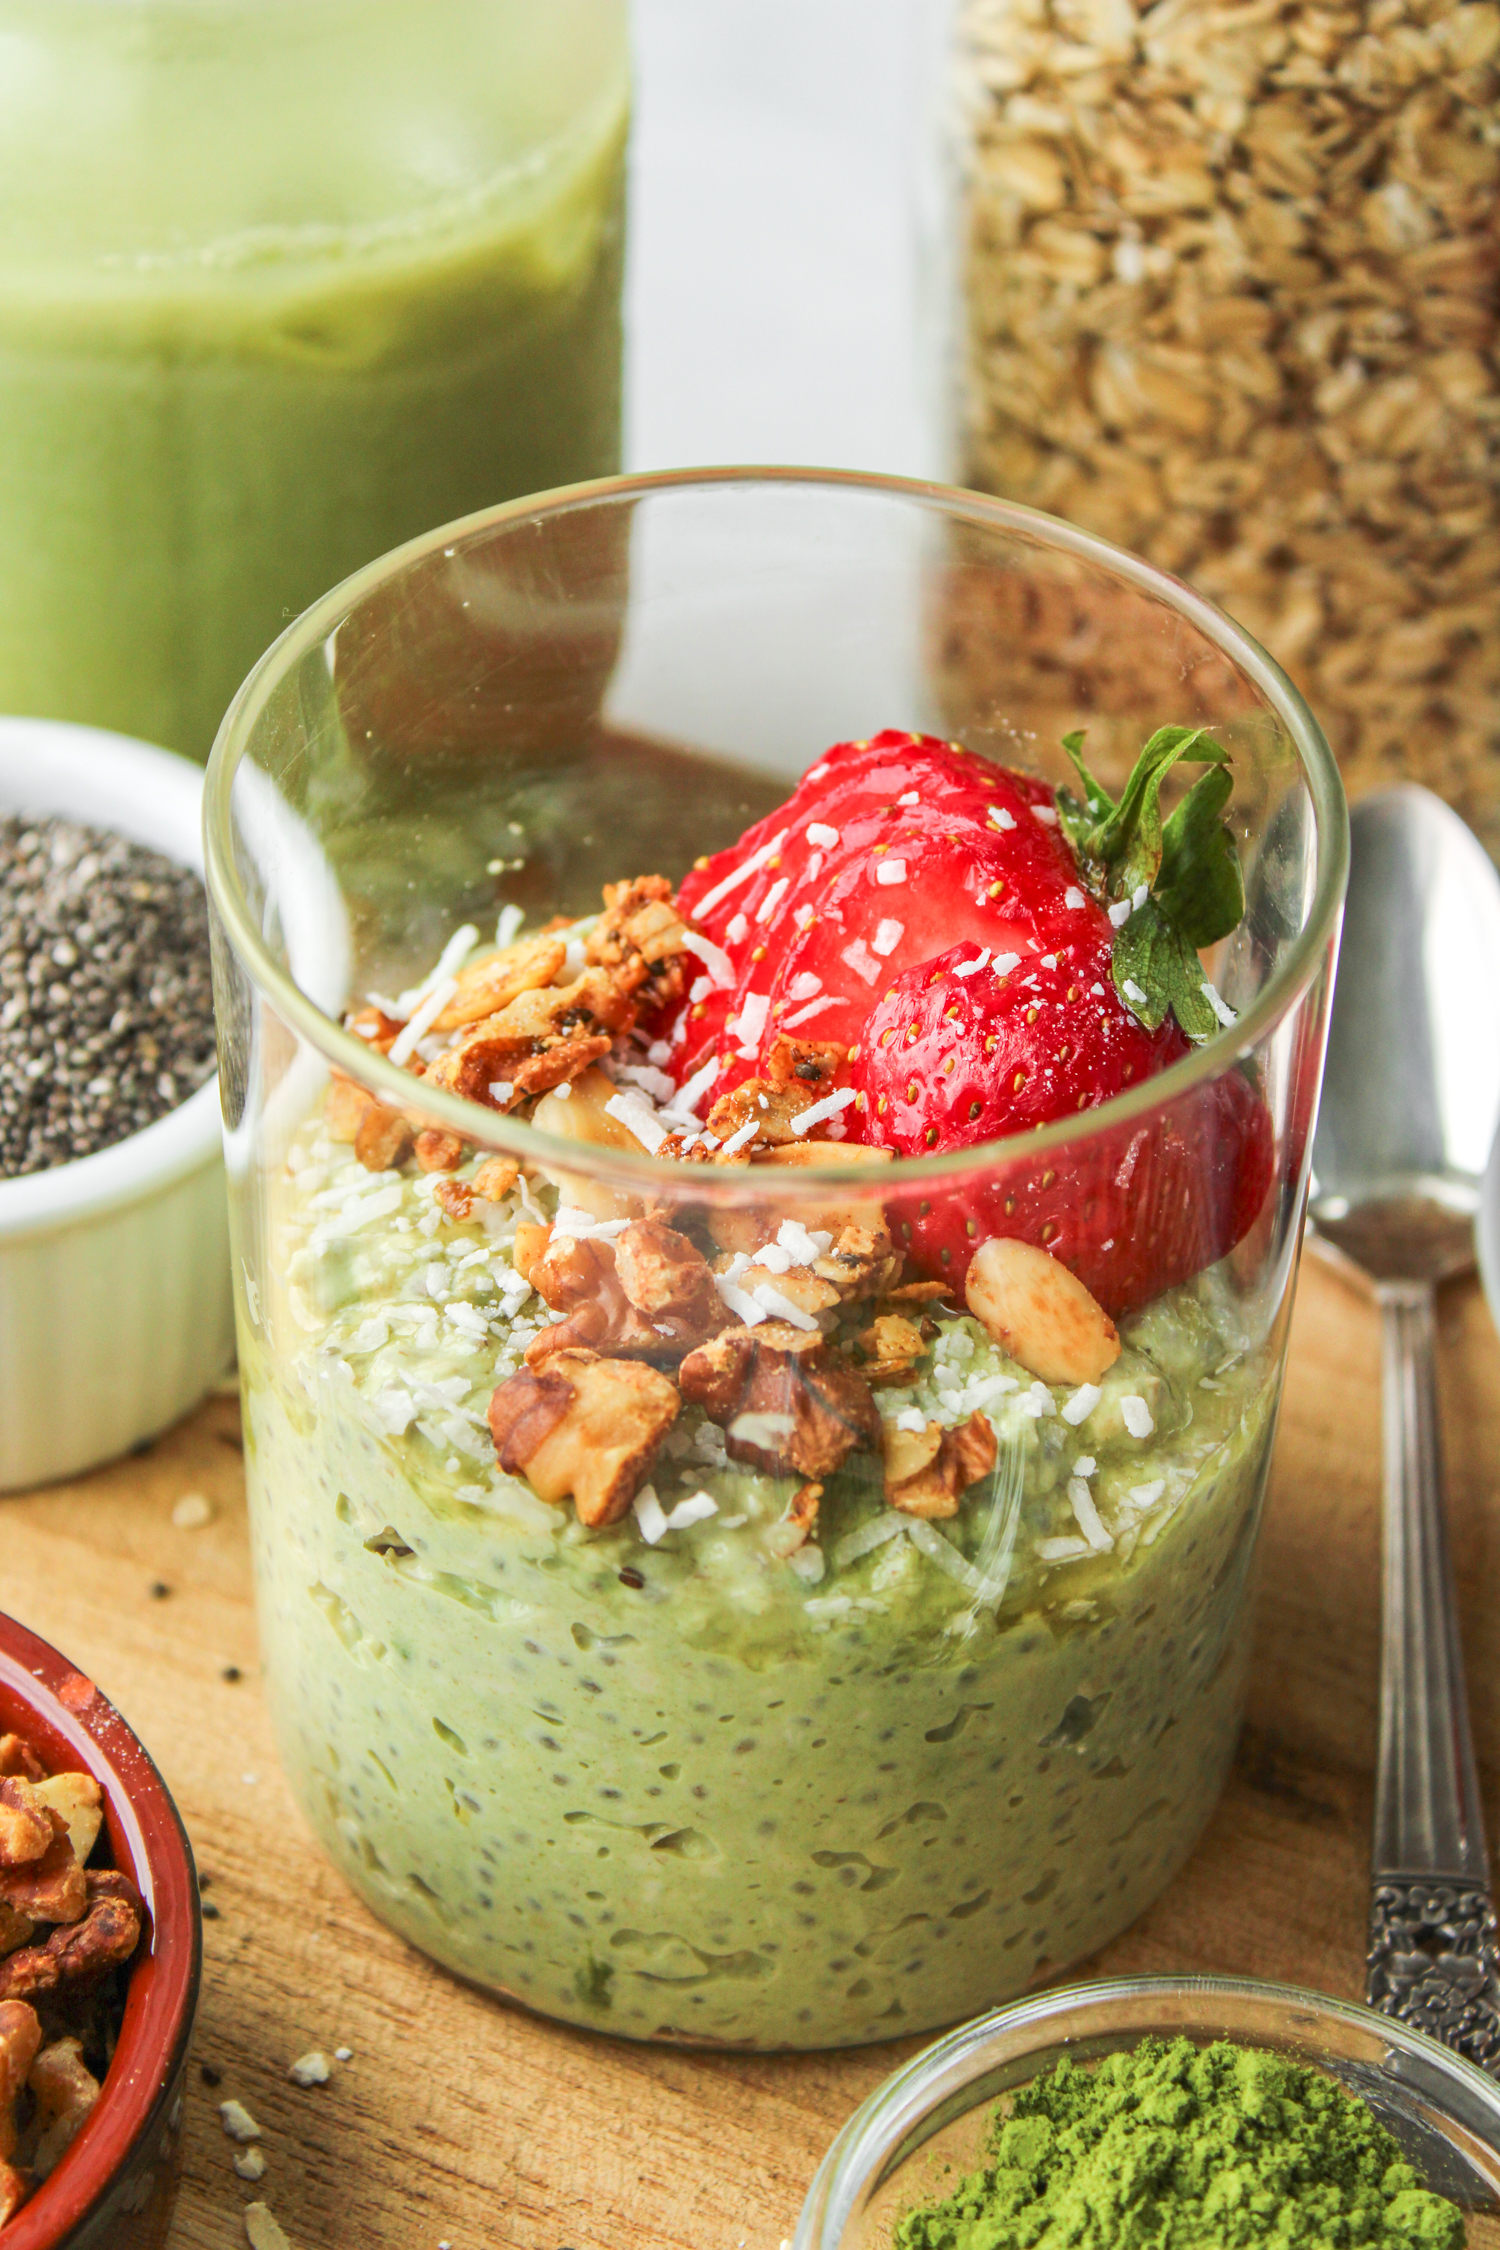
[{"xmin": 0, "ymin": 812, "xmax": 217, "ymax": 1178}]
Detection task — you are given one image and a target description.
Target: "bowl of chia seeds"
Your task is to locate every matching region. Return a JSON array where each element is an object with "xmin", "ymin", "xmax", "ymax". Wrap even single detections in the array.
[{"xmin": 0, "ymin": 716, "xmax": 232, "ymax": 1490}]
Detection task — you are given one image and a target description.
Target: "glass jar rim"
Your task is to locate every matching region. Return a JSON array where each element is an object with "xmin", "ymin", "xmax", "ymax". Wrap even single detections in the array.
[{"xmin": 203, "ymin": 464, "xmax": 1349, "ymax": 1207}]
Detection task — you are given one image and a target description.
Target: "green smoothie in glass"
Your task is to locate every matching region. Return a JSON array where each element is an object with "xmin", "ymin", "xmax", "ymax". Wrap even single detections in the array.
[{"xmin": 0, "ymin": 0, "xmax": 627, "ymax": 759}]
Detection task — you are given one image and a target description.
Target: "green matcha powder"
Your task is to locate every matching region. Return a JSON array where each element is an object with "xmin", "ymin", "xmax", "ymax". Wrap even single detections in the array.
[{"xmin": 895, "ymin": 2037, "xmax": 1465, "ymax": 2249}]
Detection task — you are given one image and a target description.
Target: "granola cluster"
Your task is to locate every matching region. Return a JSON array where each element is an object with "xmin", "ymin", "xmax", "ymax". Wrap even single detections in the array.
[
  {"xmin": 326, "ymin": 887, "xmax": 1015, "ymax": 1546},
  {"xmin": 0, "ymin": 1732, "xmax": 144, "ymax": 2226},
  {"xmin": 957, "ymin": 0, "xmax": 1500, "ymax": 854}
]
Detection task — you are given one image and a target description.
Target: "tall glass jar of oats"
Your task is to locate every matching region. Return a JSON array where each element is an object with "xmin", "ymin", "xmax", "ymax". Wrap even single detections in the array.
[{"xmin": 956, "ymin": 0, "xmax": 1500, "ymax": 855}]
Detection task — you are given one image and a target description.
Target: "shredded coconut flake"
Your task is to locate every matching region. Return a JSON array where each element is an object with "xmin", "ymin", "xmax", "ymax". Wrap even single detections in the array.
[
  {"xmin": 953, "ymin": 949, "xmax": 990, "ymax": 977},
  {"xmin": 841, "ymin": 938, "xmax": 880, "ymax": 985},
  {"xmin": 1202, "ymin": 981, "xmax": 1237, "ymax": 1028},
  {"xmin": 1122, "ymin": 978, "xmax": 1149, "ymax": 1007},
  {"xmin": 694, "ymin": 826, "xmax": 789, "ymax": 917},
  {"xmin": 681, "ymin": 928, "xmax": 735, "ymax": 989},
  {"xmin": 875, "ymin": 858, "xmax": 907, "ymax": 886},
  {"xmin": 789, "ymin": 1086, "xmax": 858, "ymax": 1136},
  {"xmin": 1068, "ymin": 1478, "xmax": 1113, "ymax": 1551},
  {"xmin": 726, "ymin": 912, "xmax": 749, "ymax": 945},
  {"xmin": 1064, "ymin": 887, "xmax": 1085, "ymax": 909},
  {"xmin": 756, "ymin": 876, "xmax": 790, "ymax": 923},
  {"xmin": 1108, "ymin": 898, "xmax": 1132, "ymax": 929},
  {"xmin": 633, "ymin": 1484, "xmax": 669, "ymax": 1545},
  {"xmin": 1061, "ymin": 1382, "xmax": 1101, "ymax": 1426},
  {"xmin": 806, "ymin": 822, "xmax": 840, "ymax": 849},
  {"xmin": 992, "ymin": 952, "xmax": 1021, "ymax": 977},
  {"xmin": 1121, "ymin": 1393, "xmax": 1155, "ymax": 1439},
  {"xmin": 604, "ymin": 1091, "xmax": 668, "ymax": 1153},
  {"xmin": 387, "ymin": 977, "xmax": 457, "ymax": 1066},
  {"xmin": 718, "ymin": 1117, "xmax": 760, "ymax": 1155},
  {"xmin": 787, "ymin": 971, "xmax": 823, "ymax": 1002},
  {"xmin": 495, "ymin": 903, "xmax": 525, "ymax": 951},
  {"xmin": 987, "ymin": 805, "xmax": 1016, "ymax": 831},
  {"xmin": 1034, "ymin": 805, "xmax": 1059, "ymax": 827},
  {"xmin": 673, "ymin": 1055, "xmax": 720, "ymax": 1117},
  {"xmin": 783, "ymin": 995, "xmax": 838, "ymax": 1028},
  {"xmin": 730, "ymin": 991, "xmax": 770, "ymax": 1055},
  {"xmin": 872, "ymin": 918, "xmax": 905, "ymax": 958}
]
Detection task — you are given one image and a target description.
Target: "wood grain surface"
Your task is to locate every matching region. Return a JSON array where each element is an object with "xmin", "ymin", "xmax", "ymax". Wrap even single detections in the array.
[{"xmin": 4, "ymin": 1254, "xmax": 1499, "ymax": 2250}]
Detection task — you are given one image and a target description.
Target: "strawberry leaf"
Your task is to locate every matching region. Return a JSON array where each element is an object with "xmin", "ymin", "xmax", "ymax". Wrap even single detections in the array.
[
  {"xmin": 1112, "ymin": 899, "xmax": 1223, "ymax": 1044},
  {"xmin": 1059, "ymin": 724, "xmax": 1243, "ymax": 1043},
  {"xmin": 1155, "ymin": 763, "xmax": 1244, "ymax": 946}
]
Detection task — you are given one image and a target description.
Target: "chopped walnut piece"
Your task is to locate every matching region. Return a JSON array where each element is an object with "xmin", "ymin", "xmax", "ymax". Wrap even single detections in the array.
[
  {"xmin": 857, "ymin": 1313, "xmax": 929, "ymax": 1385},
  {"xmin": 354, "ymin": 1102, "xmax": 415, "ymax": 1174},
  {"xmin": 488, "ymin": 1350, "xmax": 679, "ymax": 1527},
  {"xmin": 736, "ymin": 1262, "xmax": 841, "ymax": 1321},
  {"xmin": 431, "ymin": 931, "xmax": 569, "ymax": 1031},
  {"xmin": 811, "ymin": 1222, "xmax": 901, "ymax": 1300},
  {"xmin": 423, "ymin": 968, "xmax": 635, "ymax": 1112},
  {"xmin": 0, "ymin": 1902, "xmax": 34, "ymax": 1960},
  {"xmin": 0, "ymin": 2161, "xmax": 30, "ymax": 2225},
  {"xmin": 30, "ymin": 1776, "xmax": 102, "ymax": 1878},
  {"xmin": 0, "ymin": 2002, "xmax": 40, "ymax": 2163},
  {"xmin": 585, "ymin": 876, "xmax": 691, "ymax": 1010},
  {"xmin": 0, "ymin": 1827, "xmax": 87, "ymax": 1929},
  {"xmin": 0, "ymin": 1782, "xmax": 51, "ymax": 1871},
  {"xmin": 704, "ymin": 1077, "xmax": 821, "ymax": 1148},
  {"xmin": 520, "ymin": 1231, "xmax": 662, "ymax": 1362},
  {"xmin": 764, "ymin": 1035, "xmax": 847, "ymax": 1090},
  {"xmin": 414, "ymin": 1127, "xmax": 467, "ymax": 1173},
  {"xmin": 433, "ymin": 1154, "xmax": 519, "ymax": 1221},
  {"xmin": 0, "ymin": 1742, "xmax": 43, "ymax": 1785},
  {"xmin": 678, "ymin": 1324, "xmax": 880, "ymax": 1481},
  {"xmin": 886, "ymin": 1413, "xmax": 999, "ymax": 1521},
  {"xmin": 0, "ymin": 1878, "xmax": 141, "ymax": 2006},
  {"xmin": 612, "ymin": 1219, "xmax": 730, "ymax": 1351},
  {"xmin": 343, "ymin": 1005, "xmax": 405, "ymax": 1055},
  {"xmin": 323, "ymin": 1073, "xmax": 376, "ymax": 1143},
  {"xmin": 28, "ymin": 2036, "xmax": 100, "ymax": 2179},
  {"xmin": 706, "ymin": 1142, "xmax": 894, "ymax": 1254},
  {"xmin": 765, "ymin": 1480, "xmax": 824, "ymax": 1560}
]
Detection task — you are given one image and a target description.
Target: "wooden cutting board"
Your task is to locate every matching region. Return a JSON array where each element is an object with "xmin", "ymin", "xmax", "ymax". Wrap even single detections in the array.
[{"xmin": 5, "ymin": 1253, "xmax": 1499, "ymax": 2250}]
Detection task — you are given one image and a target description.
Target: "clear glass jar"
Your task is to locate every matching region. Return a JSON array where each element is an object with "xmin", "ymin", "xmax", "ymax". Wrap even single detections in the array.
[
  {"xmin": 205, "ymin": 469, "xmax": 1347, "ymax": 2051},
  {"xmin": 955, "ymin": 0, "xmax": 1499, "ymax": 857},
  {"xmin": 0, "ymin": 0, "xmax": 628, "ymax": 760}
]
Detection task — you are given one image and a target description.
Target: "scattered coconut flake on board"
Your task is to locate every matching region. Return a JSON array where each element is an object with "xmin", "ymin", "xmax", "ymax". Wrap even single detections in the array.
[
  {"xmin": 234, "ymin": 2149, "xmax": 266, "ymax": 2182},
  {"xmin": 288, "ymin": 2051, "xmax": 331, "ymax": 2088},
  {"xmin": 244, "ymin": 2205, "xmax": 293, "ymax": 2250},
  {"xmin": 172, "ymin": 1492, "xmax": 213, "ymax": 1529},
  {"xmin": 219, "ymin": 2099, "xmax": 262, "ymax": 2144}
]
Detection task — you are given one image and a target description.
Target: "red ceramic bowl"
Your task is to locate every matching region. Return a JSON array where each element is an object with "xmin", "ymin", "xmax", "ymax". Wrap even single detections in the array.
[{"xmin": 0, "ymin": 1615, "xmax": 200, "ymax": 2250}]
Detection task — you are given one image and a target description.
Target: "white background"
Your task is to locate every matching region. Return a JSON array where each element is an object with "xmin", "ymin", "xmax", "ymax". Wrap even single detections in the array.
[{"xmin": 623, "ymin": 0, "xmax": 955, "ymax": 481}]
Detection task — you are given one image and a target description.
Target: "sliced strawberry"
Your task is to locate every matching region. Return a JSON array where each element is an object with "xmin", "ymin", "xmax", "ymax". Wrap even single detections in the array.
[
  {"xmin": 854, "ymin": 942, "xmax": 1271, "ymax": 1315},
  {"xmin": 662, "ymin": 731, "xmax": 1093, "ymax": 1101},
  {"xmin": 856, "ymin": 938, "xmax": 1186, "ymax": 1152}
]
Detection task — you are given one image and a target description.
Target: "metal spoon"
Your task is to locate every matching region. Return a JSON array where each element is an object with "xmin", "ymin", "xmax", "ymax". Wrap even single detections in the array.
[{"xmin": 1309, "ymin": 784, "xmax": 1500, "ymax": 2070}]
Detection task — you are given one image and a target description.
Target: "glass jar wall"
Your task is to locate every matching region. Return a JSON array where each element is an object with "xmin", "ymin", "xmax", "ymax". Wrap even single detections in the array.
[
  {"xmin": 0, "ymin": 0, "xmax": 627, "ymax": 760},
  {"xmin": 206, "ymin": 471, "xmax": 1346, "ymax": 2050}
]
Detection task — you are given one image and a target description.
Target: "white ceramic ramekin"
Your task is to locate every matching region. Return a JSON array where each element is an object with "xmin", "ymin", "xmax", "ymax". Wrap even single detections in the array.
[{"xmin": 0, "ymin": 717, "xmax": 232, "ymax": 1491}]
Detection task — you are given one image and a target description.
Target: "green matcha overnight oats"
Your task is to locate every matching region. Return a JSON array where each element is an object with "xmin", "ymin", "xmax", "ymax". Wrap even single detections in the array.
[
  {"xmin": 207, "ymin": 475, "xmax": 1346, "ymax": 2055},
  {"xmin": 242, "ymin": 1093, "xmax": 1276, "ymax": 2049}
]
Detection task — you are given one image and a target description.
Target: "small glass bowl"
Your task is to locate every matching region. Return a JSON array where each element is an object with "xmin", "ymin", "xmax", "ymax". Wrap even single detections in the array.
[{"xmin": 795, "ymin": 1975, "xmax": 1500, "ymax": 2248}]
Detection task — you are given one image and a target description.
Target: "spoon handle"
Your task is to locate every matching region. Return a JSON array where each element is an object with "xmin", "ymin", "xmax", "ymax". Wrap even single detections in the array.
[{"xmin": 1367, "ymin": 1280, "xmax": 1500, "ymax": 2069}]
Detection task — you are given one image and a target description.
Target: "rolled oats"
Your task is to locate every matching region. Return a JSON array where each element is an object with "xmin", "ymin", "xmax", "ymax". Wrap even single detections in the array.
[{"xmin": 957, "ymin": 0, "xmax": 1500, "ymax": 852}]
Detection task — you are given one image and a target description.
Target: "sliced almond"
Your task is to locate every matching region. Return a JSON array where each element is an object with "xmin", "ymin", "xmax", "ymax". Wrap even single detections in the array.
[{"xmin": 965, "ymin": 1236, "xmax": 1120, "ymax": 1388}]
